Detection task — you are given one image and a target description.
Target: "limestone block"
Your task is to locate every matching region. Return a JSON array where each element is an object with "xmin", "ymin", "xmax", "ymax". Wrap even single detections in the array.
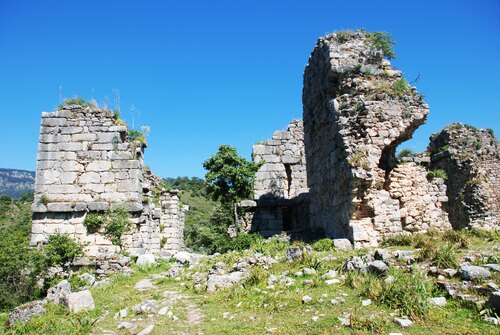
[
  {"xmin": 61, "ymin": 161, "xmax": 84, "ymax": 172},
  {"xmin": 47, "ymin": 202, "xmax": 75, "ymax": 212},
  {"xmin": 71, "ymin": 133, "xmax": 97, "ymax": 142},
  {"xmin": 117, "ymin": 180, "xmax": 141, "ymax": 192},
  {"xmin": 79, "ymin": 172, "xmax": 100, "ymax": 184},
  {"xmin": 60, "ymin": 172, "xmax": 78, "ymax": 184},
  {"xmin": 57, "ymin": 142, "xmax": 82, "ymax": 151},
  {"xmin": 60, "ymin": 126, "xmax": 83, "ymax": 134},
  {"xmin": 100, "ymin": 192, "xmax": 127, "ymax": 203},
  {"xmin": 50, "ymin": 185, "xmax": 81, "ymax": 194},
  {"xmin": 97, "ymin": 132, "xmax": 120, "ymax": 143},
  {"xmin": 112, "ymin": 160, "xmax": 140, "ymax": 169},
  {"xmin": 90, "ymin": 143, "xmax": 114, "ymax": 151},
  {"xmin": 100, "ymin": 172, "xmax": 115, "ymax": 183},
  {"xmin": 42, "ymin": 118, "xmax": 67, "ymax": 127},
  {"xmin": 83, "ymin": 183, "xmax": 105, "ymax": 193},
  {"xmin": 88, "ymin": 202, "xmax": 110, "ymax": 211},
  {"xmin": 108, "ymin": 152, "xmax": 132, "ymax": 160},
  {"xmin": 86, "ymin": 161, "xmax": 111, "ymax": 172}
]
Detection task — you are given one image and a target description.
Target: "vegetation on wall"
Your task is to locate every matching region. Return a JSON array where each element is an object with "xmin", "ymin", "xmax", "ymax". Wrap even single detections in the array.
[{"xmin": 82, "ymin": 208, "xmax": 132, "ymax": 246}]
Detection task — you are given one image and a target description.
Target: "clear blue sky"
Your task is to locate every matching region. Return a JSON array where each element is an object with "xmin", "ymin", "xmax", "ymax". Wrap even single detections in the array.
[{"xmin": 1, "ymin": 0, "xmax": 499, "ymax": 178}]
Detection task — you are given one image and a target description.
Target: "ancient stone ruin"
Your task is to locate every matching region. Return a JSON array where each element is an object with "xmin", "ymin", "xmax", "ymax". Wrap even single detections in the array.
[
  {"xmin": 429, "ymin": 123, "xmax": 499, "ymax": 230},
  {"xmin": 239, "ymin": 32, "xmax": 498, "ymax": 246},
  {"xmin": 238, "ymin": 120, "xmax": 309, "ymax": 237},
  {"xmin": 301, "ymin": 31, "xmax": 454, "ymax": 246},
  {"xmin": 31, "ymin": 105, "xmax": 185, "ymax": 258}
]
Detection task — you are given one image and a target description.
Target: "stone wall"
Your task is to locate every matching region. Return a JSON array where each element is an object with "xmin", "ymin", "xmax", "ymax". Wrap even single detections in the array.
[
  {"xmin": 239, "ymin": 120, "xmax": 310, "ymax": 237},
  {"xmin": 31, "ymin": 105, "xmax": 185, "ymax": 257},
  {"xmin": 302, "ymin": 31, "xmax": 451, "ymax": 246},
  {"xmin": 428, "ymin": 123, "xmax": 500, "ymax": 230}
]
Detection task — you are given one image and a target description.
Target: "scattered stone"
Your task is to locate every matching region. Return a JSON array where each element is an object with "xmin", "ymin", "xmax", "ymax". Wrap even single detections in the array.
[
  {"xmin": 114, "ymin": 308, "xmax": 128, "ymax": 319},
  {"xmin": 285, "ymin": 246, "xmax": 312, "ymax": 261},
  {"xmin": 338, "ymin": 313, "xmax": 350, "ymax": 326},
  {"xmin": 78, "ymin": 273, "xmax": 96, "ymax": 286},
  {"xmin": 333, "ymin": 238, "xmax": 352, "ymax": 250},
  {"xmin": 325, "ymin": 279, "xmax": 341, "ymax": 285},
  {"xmin": 46, "ymin": 279, "xmax": 71, "ymax": 305},
  {"xmin": 7, "ymin": 301, "xmax": 46, "ymax": 326},
  {"xmin": 362, "ymin": 299, "xmax": 372, "ymax": 306},
  {"xmin": 303, "ymin": 267, "xmax": 316, "ymax": 275},
  {"xmin": 135, "ymin": 279, "xmax": 155, "ymax": 290},
  {"xmin": 442, "ymin": 269, "xmax": 458, "ymax": 278},
  {"xmin": 65, "ymin": 290, "xmax": 95, "ymax": 313},
  {"xmin": 132, "ymin": 300, "xmax": 159, "ymax": 315},
  {"xmin": 429, "ymin": 297, "xmax": 447, "ymax": 307},
  {"xmin": 117, "ymin": 321, "xmax": 135, "ymax": 330},
  {"xmin": 136, "ymin": 254, "xmax": 156, "ymax": 267},
  {"xmin": 158, "ymin": 307, "xmax": 169, "ymax": 315},
  {"xmin": 206, "ymin": 271, "xmax": 246, "ymax": 292},
  {"xmin": 137, "ymin": 324, "xmax": 154, "ymax": 335},
  {"xmin": 267, "ymin": 274, "xmax": 278, "ymax": 285},
  {"xmin": 367, "ymin": 260, "xmax": 389, "ymax": 277},
  {"xmin": 394, "ymin": 250, "xmax": 415, "ymax": 263},
  {"xmin": 385, "ymin": 275, "xmax": 395, "ymax": 284},
  {"xmin": 321, "ymin": 270, "xmax": 338, "ymax": 279},
  {"xmin": 487, "ymin": 291, "xmax": 500, "ymax": 313},
  {"xmin": 459, "ymin": 265, "xmax": 491, "ymax": 281},
  {"xmin": 484, "ymin": 317, "xmax": 499, "ymax": 325},
  {"xmin": 343, "ymin": 256, "xmax": 366, "ymax": 271},
  {"xmin": 374, "ymin": 249, "xmax": 391, "ymax": 262},
  {"xmin": 394, "ymin": 317, "xmax": 413, "ymax": 327},
  {"xmin": 302, "ymin": 296, "xmax": 313, "ymax": 304},
  {"xmin": 485, "ymin": 264, "xmax": 500, "ymax": 272}
]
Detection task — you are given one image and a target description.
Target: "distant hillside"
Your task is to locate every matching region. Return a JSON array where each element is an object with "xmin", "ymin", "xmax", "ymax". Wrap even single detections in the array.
[{"xmin": 0, "ymin": 168, "xmax": 35, "ymax": 198}]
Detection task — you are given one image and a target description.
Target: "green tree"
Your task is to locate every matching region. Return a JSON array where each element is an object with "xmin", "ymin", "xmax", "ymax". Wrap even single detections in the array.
[
  {"xmin": 203, "ymin": 144, "xmax": 261, "ymax": 230},
  {"xmin": 203, "ymin": 145, "xmax": 260, "ymax": 205}
]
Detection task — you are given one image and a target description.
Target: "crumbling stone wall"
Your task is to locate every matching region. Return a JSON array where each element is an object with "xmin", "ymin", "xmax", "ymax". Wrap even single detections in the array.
[
  {"xmin": 31, "ymin": 105, "xmax": 185, "ymax": 257},
  {"xmin": 239, "ymin": 120, "xmax": 309, "ymax": 237},
  {"xmin": 302, "ymin": 31, "xmax": 451, "ymax": 246},
  {"xmin": 429, "ymin": 123, "xmax": 500, "ymax": 230}
]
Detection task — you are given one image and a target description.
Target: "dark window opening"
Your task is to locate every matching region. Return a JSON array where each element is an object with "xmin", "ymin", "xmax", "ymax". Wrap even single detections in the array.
[
  {"xmin": 284, "ymin": 163, "xmax": 293, "ymax": 198},
  {"xmin": 282, "ymin": 207, "xmax": 293, "ymax": 231}
]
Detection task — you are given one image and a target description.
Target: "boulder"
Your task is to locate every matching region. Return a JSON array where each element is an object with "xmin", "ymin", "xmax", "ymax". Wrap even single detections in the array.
[
  {"xmin": 333, "ymin": 238, "xmax": 353, "ymax": 250},
  {"xmin": 65, "ymin": 290, "xmax": 95, "ymax": 313},
  {"xmin": 429, "ymin": 297, "xmax": 447, "ymax": 307},
  {"xmin": 45, "ymin": 279, "xmax": 71, "ymax": 304},
  {"xmin": 285, "ymin": 246, "xmax": 312, "ymax": 261},
  {"xmin": 374, "ymin": 249, "xmax": 391, "ymax": 262},
  {"xmin": 7, "ymin": 301, "xmax": 46, "ymax": 326},
  {"xmin": 394, "ymin": 317, "xmax": 413, "ymax": 327},
  {"xmin": 487, "ymin": 291, "xmax": 500, "ymax": 313},
  {"xmin": 207, "ymin": 271, "xmax": 246, "ymax": 292},
  {"xmin": 132, "ymin": 300, "xmax": 160, "ymax": 315},
  {"xmin": 459, "ymin": 265, "xmax": 491, "ymax": 281},
  {"xmin": 343, "ymin": 256, "xmax": 366, "ymax": 272},
  {"xmin": 136, "ymin": 254, "xmax": 156, "ymax": 267},
  {"xmin": 367, "ymin": 260, "xmax": 389, "ymax": 277}
]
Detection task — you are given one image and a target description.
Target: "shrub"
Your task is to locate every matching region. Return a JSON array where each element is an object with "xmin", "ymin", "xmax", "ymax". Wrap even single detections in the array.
[
  {"xmin": 397, "ymin": 148, "xmax": 414, "ymax": 159},
  {"xmin": 392, "ymin": 78, "xmax": 410, "ymax": 97},
  {"xmin": 312, "ymin": 238, "xmax": 334, "ymax": 251},
  {"xmin": 44, "ymin": 233, "xmax": 83, "ymax": 269},
  {"xmin": 382, "ymin": 233, "xmax": 413, "ymax": 247},
  {"xmin": 486, "ymin": 128, "xmax": 495, "ymax": 138},
  {"xmin": 40, "ymin": 194, "xmax": 50, "ymax": 206},
  {"xmin": 427, "ymin": 169, "xmax": 448, "ymax": 180},
  {"xmin": 432, "ymin": 243, "xmax": 459, "ymax": 269},
  {"xmin": 364, "ymin": 31, "xmax": 396, "ymax": 59},
  {"xmin": 128, "ymin": 129, "xmax": 146, "ymax": 145},
  {"xmin": 0, "ymin": 225, "xmax": 46, "ymax": 310},
  {"xmin": 348, "ymin": 151, "xmax": 369, "ymax": 169},
  {"xmin": 443, "ymin": 230, "xmax": 470, "ymax": 248},
  {"xmin": 82, "ymin": 212, "xmax": 104, "ymax": 233},
  {"xmin": 160, "ymin": 237, "xmax": 167, "ymax": 249},
  {"xmin": 103, "ymin": 207, "xmax": 132, "ymax": 246}
]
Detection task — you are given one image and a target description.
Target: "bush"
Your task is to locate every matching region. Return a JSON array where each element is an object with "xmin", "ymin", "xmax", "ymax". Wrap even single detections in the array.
[
  {"xmin": 82, "ymin": 212, "xmax": 104, "ymax": 233},
  {"xmin": 443, "ymin": 230, "xmax": 470, "ymax": 248},
  {"xmin": 312, "ymin": 238, "xmax": 334, "ymax": 251},
  {"xmin": 382, "ymin": 233, "xmax": 413, "ymax": 247},
  {"xmin": 0, "ymin": 225, "xmax": 46, "ymax": 310},
  {"xmin": 365, "ymin": 31, "xmax": 396, "ymax": 59},
  {"xmin": 103, "ymin": 207, "xmax": 132, "ymax": 246},
  {"xmin": 432, "ymin": 243, "xmax": 459, "ymax": 269},
  {"xmin": 44, "ymin": 233, "xmax": 84, "ymax": 269},
  {"xmin": 427, "ymin": 169, "xmax": 448, "ymax": 180},
  {"xmin": 128, "ymin": 129, "xmax": 146, "ymax": 145},
  {"xmin": 392, "ymin": 78, "xmax": 410, "ymax": 97},
  {"xmin": 397, "ymin": 148, "xmax": 414, "ymax": 160}
]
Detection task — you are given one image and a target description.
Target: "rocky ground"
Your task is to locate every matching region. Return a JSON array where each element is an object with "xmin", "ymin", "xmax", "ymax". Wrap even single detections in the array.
[{"xmin": 1, "ymin": 230, "xmax": 499, "ymax": 335}]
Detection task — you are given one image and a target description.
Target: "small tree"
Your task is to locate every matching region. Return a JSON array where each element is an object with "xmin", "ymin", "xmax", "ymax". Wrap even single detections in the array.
[{"xmin": 203, "ymin": 145, "xmax": 261, "ymax": 230}]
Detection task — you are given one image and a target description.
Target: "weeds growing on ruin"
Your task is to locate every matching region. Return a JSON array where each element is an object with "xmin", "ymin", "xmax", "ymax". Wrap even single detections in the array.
[{"xmin": 427, "ymin": 168, "xmax": 448, "ymax": 180}]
